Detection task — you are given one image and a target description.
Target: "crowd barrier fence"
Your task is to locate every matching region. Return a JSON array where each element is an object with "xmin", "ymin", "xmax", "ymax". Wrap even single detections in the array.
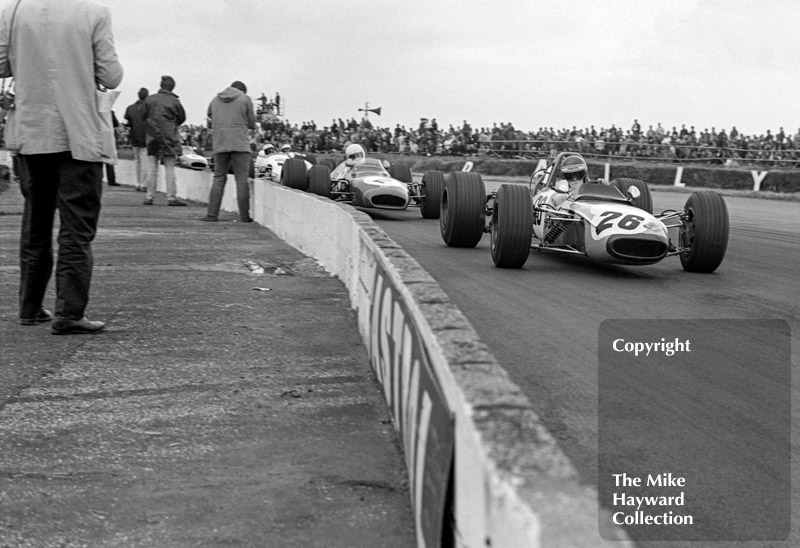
[{"xmin": 480, "ymin": 139, "xmax": 800, "ymax": 167}]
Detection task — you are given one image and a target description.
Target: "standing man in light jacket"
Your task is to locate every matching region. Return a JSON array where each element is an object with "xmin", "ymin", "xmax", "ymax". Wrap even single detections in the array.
[
  {"xmin": 202, "ymin": 81, "xmax": 256, "ymax": 222},
  {"xmin": 0, "ymin": 0, "xmax": 123, "ymax": 334}
]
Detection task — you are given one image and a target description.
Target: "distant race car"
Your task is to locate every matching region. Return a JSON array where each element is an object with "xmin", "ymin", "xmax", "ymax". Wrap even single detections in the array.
[
  {"xmin": 177, "ymin": 145, "xmax": 209, "ymax": 170},
  {"xmin": 434, "ymin": 151, "xmax": 729, "ymax": 272},
  {"xmin": 254, "ymin": 145, "xmax": 316, "ymax": 181},
  {"xmin": 279, "ymin": 144, "xmax": 444, "ymax": 217}
]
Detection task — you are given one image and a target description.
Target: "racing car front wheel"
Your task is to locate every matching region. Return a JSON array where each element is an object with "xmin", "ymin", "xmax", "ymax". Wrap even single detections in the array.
[
  {"xmin": 490, "ymin": 184, "xmax": 533, "ymax": 268},
  {"xmin": 611, "ymin": 178, "xmax": 653, "ymax": 214},
  {"xmin": 679, "ymin": 191, "xmax": 729, "ymax": 273},
  {"xmin": 420, "ymin": 170, "xmax": 444, "ymax": 219},
  {"xmin": 308, "ymin": 165, "xmax": 332, "ymax": 198},
  {"xmin": 440, "ymin": 171, "xmax": 486, "ymax": 247},
  {"xmin": 388, "ymin": 162, "xmax": 413, "ymax": 184},
  {"xmin": 280, "ymin": 158, "xmax": 309, "ymax": 191}
]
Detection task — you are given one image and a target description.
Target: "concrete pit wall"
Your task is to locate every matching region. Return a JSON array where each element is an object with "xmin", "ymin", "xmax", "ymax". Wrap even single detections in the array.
[{"xmin": 115, "ymin": 161, "xmax": 633, "ymax": 548}]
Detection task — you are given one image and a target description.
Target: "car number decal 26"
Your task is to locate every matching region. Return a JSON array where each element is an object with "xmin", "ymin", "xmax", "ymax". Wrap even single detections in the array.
[{"xmin": 594, "ymin": 211, "xmax": 646, "ymax": 237}]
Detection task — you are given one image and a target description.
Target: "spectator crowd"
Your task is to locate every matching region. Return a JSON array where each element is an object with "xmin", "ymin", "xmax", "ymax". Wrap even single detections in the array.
[{"xmin": 110, "ymin": 106, "xmax": 800, "ymax": 168}]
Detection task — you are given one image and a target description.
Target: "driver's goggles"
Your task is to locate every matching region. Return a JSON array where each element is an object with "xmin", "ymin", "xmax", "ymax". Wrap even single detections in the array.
[{"xmin": 564, "ymin": 170, "xmax": 585, "ymax": 181}]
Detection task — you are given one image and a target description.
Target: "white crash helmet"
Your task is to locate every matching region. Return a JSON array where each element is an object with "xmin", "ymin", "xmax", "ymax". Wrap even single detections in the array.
[
  {"xmin": 345, "ymin": 143, "xmax": 367, "ymax": 162},
  {"xmin": 262, "ymin": 143, "xmax": 276, "ymax": 154},
  {"xmin": 560, "ymin": 154, "xmax": 587, "ymax": 181},
  {"xmin": 280, "ymin": 143, "xmax": 292, "ymax": 153}
]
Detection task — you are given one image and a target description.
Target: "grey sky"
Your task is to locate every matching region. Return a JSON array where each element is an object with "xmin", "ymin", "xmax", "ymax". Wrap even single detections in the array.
[{"xmin": 26, "ymin": 1, "xmax": 800, "ymax": 136}]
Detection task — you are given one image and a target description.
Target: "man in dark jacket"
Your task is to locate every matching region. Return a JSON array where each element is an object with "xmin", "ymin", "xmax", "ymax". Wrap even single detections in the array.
[
  {"xmin": 124, "ymin": 87, "xmax": 149, "ymax": 191},
  {"xmin": 202, "ymin": 80, "xmax": 256, "ymax": 222},
  {"xmin": 142, "ymin": 75, "xmax": 186, "ymax": 206}
]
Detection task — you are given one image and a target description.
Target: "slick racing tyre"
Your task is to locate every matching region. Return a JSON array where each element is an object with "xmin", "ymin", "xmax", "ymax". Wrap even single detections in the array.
[
  {"xmin": 440, "ymin": 171, "xmax": 486, "ymax": 247},
  {"xmin": 280, "ymin": 158, "xmax": 309, "ymax": 191},
  {"xmin": 308, "ymin": 165, "xmax": 332, "ymax": 198},
  {"xmin": 679, "ymin": 191, "xmax": 729, "ymax": 273},
  {"xmin": 491, "ymin": 184, "xmax": 533, "ymax": 268},
  {"xmin": 420, "ymin": 170, "xmax": 444, "ymax": 219},
  {"xmin": 388, "ymin": 162, "xmax": 413, "ymax": 184},
  {"xmin": 611, "ymin": 178, "xmax": 653, "ymax": 214},
  {"xmin": 322, "ymin": 158, "xmax": 338, "ymax": 171}
]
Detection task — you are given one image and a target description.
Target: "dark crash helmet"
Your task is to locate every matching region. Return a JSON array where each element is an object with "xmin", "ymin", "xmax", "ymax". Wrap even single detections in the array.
[{"xmin": 560, "ymin": 155, "xmax": 587, "ymax": 181}]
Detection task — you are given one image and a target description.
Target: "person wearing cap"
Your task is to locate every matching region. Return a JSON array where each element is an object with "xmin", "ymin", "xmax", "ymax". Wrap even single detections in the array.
[{"xmin": 202, "ymin": 80, "xmax": 256, "ymax": 222}]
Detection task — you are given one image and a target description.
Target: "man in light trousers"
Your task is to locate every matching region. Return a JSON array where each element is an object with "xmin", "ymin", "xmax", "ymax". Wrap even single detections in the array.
[
  {"xmin": 124, "ymin": 87, "xmax": 149, "ymax": 191},
  {"xmin": 142, "ymin": 75, "xmax": 185, "ymax": 206}
]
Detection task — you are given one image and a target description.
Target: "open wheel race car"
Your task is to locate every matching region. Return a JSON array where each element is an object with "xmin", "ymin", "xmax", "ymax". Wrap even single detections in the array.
[
  {"xmin": 254, "ymin": 146, "xmax": 316, "ymax": 181},
  {"xmin": 432, "ymin": 152, "xmax": 729, "ymax": 272},
  {"xmin": 279, "ymin": 144, "xmax": 445, "ymax": 218},
  {"xmin": 177, "ymin": 146, "xmax": 210, "ymax": 170}
]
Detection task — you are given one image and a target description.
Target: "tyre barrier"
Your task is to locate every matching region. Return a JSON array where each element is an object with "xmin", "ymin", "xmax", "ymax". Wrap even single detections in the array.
[{"xmin": 114, "ymin": 160, "xmax": 633, "ymax": 547}]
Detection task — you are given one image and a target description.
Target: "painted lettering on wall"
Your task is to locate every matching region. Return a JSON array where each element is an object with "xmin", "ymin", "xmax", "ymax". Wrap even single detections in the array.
[{"xmin": 368, "ymin": 261, "xmax": 454, "ymax": 548}]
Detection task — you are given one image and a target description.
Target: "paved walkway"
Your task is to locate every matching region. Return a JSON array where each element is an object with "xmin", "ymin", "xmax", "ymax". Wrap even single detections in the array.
[{"xmin": 0, "ymin": 179, "xmax": 414, "ymax": 547}]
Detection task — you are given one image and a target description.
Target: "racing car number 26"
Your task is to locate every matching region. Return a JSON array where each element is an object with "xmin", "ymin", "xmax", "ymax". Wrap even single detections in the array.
[{"xmin": 595, "ymin": 211, "xmax": 646, "ymax": 236}]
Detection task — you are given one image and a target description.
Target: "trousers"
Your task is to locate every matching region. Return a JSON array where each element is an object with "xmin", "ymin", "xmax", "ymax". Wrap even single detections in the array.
[
  {"xmin": 18, "ymin": 152, "xmax": 103, "ymax": 320},
  {"xmin": 146, "ymin": 154, "xmax": 177, "ymax": 200},
  {"xmin": 133, "ymin": 146, "xmax": 148, "ymax": 189},
  {"xmin": 207, "ymin": 151, "xmax": 251, "ymax": 220}
]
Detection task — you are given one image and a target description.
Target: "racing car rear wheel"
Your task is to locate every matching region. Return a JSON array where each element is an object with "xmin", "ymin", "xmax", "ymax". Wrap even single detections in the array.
[
  {"xmin": 308, "ymin": 165, "xmax": 332, "ymax": 198},
  {"xmin": 388, "ymin": 162, "xmax": 413, "ymax": 184},
  {"xmin": 420, "ymin": 170, "xmax": 444, "ymax": 219},
  {"xmin": 440, "ymin": 171, "xmax": 486, "ymax": 247},
  {"xmin": 322, "ymin": 158, "xmax": 338, "ymax": 171},
  {"xmin": 679, "ymin": 191, "xmax": 729, "ymax": 273},
  {"xmin": 280, "ymin": 158, "xmax": 309, "ymax": 191},
  {"xmin": 611, "ymin": 178, "xmax": 653, "ymax": 213},
  {"xmin": 491, "ymin": 184, "xmax": 533, "ymax": 268}
]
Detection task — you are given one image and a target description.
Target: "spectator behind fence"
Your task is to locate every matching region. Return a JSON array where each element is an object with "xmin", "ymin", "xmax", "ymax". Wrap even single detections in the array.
[
  {"xmin": 202, "ymin": 80, "xmax": 256, "ymax": 223},
  {"xmin": 143, "ymin": 75, "xmax": 186, "ymax": 206},
  {"xmin": 170, "ymin": 113, "xmax": 799, "ymax": 168},
  {"xmin": 0, "ymin": 0, "xmax": 123, "ymax": 334},
  {"xmin": 124, "ymin": 87, "xmax": 150, "ymax": 192}
]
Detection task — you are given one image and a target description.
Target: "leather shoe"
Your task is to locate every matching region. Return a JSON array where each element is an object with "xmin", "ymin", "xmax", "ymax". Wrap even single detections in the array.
[
  {"xmin": 51, "ymin": 317, "xmax": 106, "ymax": 335},
  {"xmin": 200, "ymin": 215, "xmax": 217, "ymax": 222},
  {"xmin": 19, "ymin": 308, "xmax": 54, "ymax": 326}
]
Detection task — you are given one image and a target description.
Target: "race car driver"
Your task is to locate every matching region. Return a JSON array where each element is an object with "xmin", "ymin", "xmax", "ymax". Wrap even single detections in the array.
[
  {"xmin": 552, "ymin": 154, "xmax": 588, "ymax": 207},
  {"xmin": 558, "ymin": 154, "xmax": 587, "ymax": 191},
  {"xmin": 344, "ymin": 143, "xmax": 367, "ymax": 166}
]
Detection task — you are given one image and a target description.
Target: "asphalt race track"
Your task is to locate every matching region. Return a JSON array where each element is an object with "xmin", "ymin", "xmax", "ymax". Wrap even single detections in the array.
[{"xmin": 368, "ymin": 183, "xmax": 799, "ymax": 547}]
